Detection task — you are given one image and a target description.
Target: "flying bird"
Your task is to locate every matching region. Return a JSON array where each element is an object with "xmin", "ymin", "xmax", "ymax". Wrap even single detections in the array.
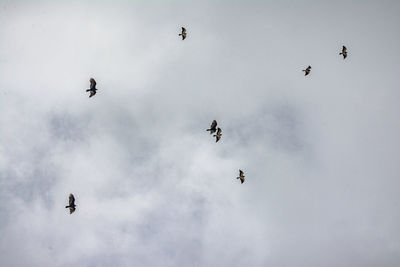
[
  {"xmin": 179, "ymin": 27, "xmax": 187, "ymax": 40},
  {"xmin": 303, "ymin": 66, "xmax": 312, "ymax": 76},
  {"xmin": 65, "ymin": 194, "xmax": 76, "ymax": 214},
  {"xmin": 340, "ymin": 46, "xmax": 347, "ymax": 59},
  {"xmin": 214, "ymin": 127, "xmax": 222, "ymax": 142},
  {"xmin": 86, "ymin": 78, "xmax": 97, "ymax": 98},
  {"xmin": 237, "ymin": 170, "xmax": 245, "ymax": 184},
  {"xmin": 206, "ymin": 120, "xmax": 217, "ymax": 134}
]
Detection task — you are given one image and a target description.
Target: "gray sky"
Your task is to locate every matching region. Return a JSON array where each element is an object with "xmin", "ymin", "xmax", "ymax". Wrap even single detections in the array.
[{"xmin": 1, "ymin": 1, "xmax": 400, "ymax": 266}]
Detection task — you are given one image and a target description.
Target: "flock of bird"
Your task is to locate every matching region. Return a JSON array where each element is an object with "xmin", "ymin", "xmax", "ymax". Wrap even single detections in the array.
[{"xmin": 65, "ymin": 28, "xmax": 349, "ymax": 214}]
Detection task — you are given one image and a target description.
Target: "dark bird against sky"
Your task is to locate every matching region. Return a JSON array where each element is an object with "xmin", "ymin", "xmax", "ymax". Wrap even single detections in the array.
[
  {"xmin": 86, "ymin": 78, "xmax": 97, "ymax": 98},
  {"xmin": 65, "ymin": 194, "xmax": 76, "ymax": 214},
  {"xmin": 237, "ymin": 170, "xmax": 245, "ymax": 184},
  {"xmin": 214, "ymin": 127, "xmax": 222, "ymax": 142},
  {"xmin": 303, "ymin": 66, "xmax": 312, "ymax": 76},
  {"xmin": 179, "ymin": 27, "xmax": 187, "ymax": 40},
  {"xmin": 340, "ymin": 46, "xmax": 347, "ymax": 59},
  {"xmin": 206, "ymin": 120, "xmax": 217, "ymax": 134}
]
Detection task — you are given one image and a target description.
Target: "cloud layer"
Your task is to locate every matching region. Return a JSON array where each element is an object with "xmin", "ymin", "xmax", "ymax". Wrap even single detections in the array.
[{"xmin": 1, "ymin": 1, "xmax": 400, "ymax": 266}]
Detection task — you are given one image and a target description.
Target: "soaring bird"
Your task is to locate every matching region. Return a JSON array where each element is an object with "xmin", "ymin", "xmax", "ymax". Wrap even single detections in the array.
[
  {"xmin": 214, "ymin": 128, "xmax": 222, "ymax": 142},
  {"xmin": 65, "ymin": 194, "xmax": 76, "ymax": 214},
  {"xmin": 179, "ymin": 27, "xmax": 187, "ymax": 40},
  {"xmin": 340, "ymin": 46, "xmax": 347, "ymax": 59},
  {"xmin": 86, "ymin": 78, "xmax": 97, "ymax": 98},
  {"xmin": 237, "ymin": 170, "xmax": 245, "ymax": 184},
  {"xmin": 206, "ymin": 120, "xmax": 217, "ymax": 134},
  {"xmin": 303, "ymin": 66, "xmax": 312, "ymax": 76}
]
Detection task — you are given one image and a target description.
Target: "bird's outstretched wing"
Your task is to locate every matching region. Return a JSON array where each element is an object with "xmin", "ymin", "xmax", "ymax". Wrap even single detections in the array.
[
  {"xmin": 239, "ymin": 170, "xmax": 244, "ymax": 177},
  {"xmin": 214, "ymin": 128, "xmax": 222, "ymax": 142},
  {"xmin": 207, "ymin": 120, "xmax": 217, "ymax": 134},
  {"xmin": 69, "ymin": 207, "xmax": 76, "ymax": 214},
  {"xmin": 90, "ymin": 78, "xmax": 96, "ymax": 90},
  {"xmin": 89, "ymin": 91, "xmax": 96, "ymax": 98},
  {"xmin": 210, "ymin": 120, "xmax": 217, "ymax": 129},
  {"xmin": 69, "ymin": 194, "xmax": 75, "ymax": 206},
  {"xmin": 342, "ymin": 46, "xmax": 347, "ymax": 52},
  {"xmin": 69, "ymin": 206, "xmax": 76, "ymax": 214}
]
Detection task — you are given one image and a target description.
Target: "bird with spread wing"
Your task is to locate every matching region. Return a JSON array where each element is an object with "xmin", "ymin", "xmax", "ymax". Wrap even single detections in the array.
[
  {"xmin": 207, "ymin": 120, "xmax": 217, "ymax": 134},
  {"xmin": 86, "ymin": 78, "xmax": 98, "ymax": 98},
  {"xmin": 65, "ymin": 194, "xmax": 76, "ymax": 214},
  {"xmin": 303, "ymin": 66, "xmax": 312, "ymax": 76},
  {"xmin": 237, "ymin": 170, "xmax": 245, "ymax": 184},
  {"xmin": 179, "ymin": 27, "xmax": 187, "ymax": 40},
  {"xmin": 214, "ymin": 127, "xmax": 222, "ymax": 142},
  {"xmin": 340, "ymin": 46, "xmax": 347, "ymax": 59}
]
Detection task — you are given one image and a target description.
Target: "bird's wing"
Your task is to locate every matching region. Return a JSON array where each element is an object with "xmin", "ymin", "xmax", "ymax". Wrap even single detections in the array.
[
  {"xmin": 182, "ymin": 33, "xmax": 186, "ymax": 40},
  {"xmin": 69, "ymin": 194, "xmax": 75, "ymax": 206},
  {"xmin": 210, "ymin": 120, "xmax": 217, "ymax": 129},
  {"xmin": 90, "ymin": 78, "xmax": 96, "ymax": 90},
  {"xmin": 217, "ymin": 128, "xmax": 222, "ymax": 134},
  {"xmin": 182, "ymin": 27, "xmax": 186, "ymax": 33},
  {"xmin": 89, "ymin": 91, "xmax": 96, "ymax": 97},
  {"xmin": 239, "ymin": 170, "xmax": 243, "ymax": 176},
  {"xmin": 69, "ymin": 207, "xmax": 76, "ymax": 214},
  {"xmin": 241, "ymin": 177, "xmax": 245, "ymax": 183},
  {"xmin": 343, "ymin": 46, "xmax": 347, "ymax": 51}
]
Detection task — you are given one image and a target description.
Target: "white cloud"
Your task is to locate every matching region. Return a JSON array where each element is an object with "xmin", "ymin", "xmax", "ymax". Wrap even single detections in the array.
[{"xmin": 1, "ymin": 1, "xmax": 400, "ymax": 266}]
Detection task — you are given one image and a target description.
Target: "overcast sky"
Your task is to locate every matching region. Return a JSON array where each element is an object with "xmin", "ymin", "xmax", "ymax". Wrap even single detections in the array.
[{"xmin": 1, "ymin": 1, "xmax": 400, "ymax": 266}]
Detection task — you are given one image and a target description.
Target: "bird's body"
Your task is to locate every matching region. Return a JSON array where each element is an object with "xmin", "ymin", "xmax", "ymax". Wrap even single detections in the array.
[
  {"xmin": 86, "ymin": 78, "xmax": 97, "ymax": 98},
  {"xmin": 206, "ymin": 120, "xmax": 217, "ymax": 134},
  {"xmin": 179, "ymin": 27, "xmax": 187, "ymax": 40},
  {"xmin": 65, "ymin": 194, "xmax": 76, "ymax": 214},
  {"xmin": 237, "ymin": 170, "xmax": 245, "ymax": 184},
  {"xmin": 340, "ymin": 46, "xmax": 347, "ymax": 59},
  {"xmin": 214, "ymin": 128, "xmax": 222, "ymax": 142},
  {"xmin": 303, "ymin": 66, "xmax": 312, "ymax": 76}
]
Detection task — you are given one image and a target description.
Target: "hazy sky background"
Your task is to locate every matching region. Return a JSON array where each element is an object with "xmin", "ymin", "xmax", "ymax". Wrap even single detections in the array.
[{"xmin": 1, "ymin": 1, "xmax": 400, "ymax": 266}]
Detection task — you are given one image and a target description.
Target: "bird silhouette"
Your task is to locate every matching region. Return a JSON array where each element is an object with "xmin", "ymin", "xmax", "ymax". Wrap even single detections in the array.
[
  {"xmin": 214, "ymin": 128, "xmax": 222, "ymax": 142},
  {"xmin": 340, "ymin": 46, "xmax": 347, "ymax": 59},
  {"xmin": 65, "ymin": 194, "xmax": 76, "ymax": 214},
  {"xmin": 179, "ymin": 27, "xmax": 187, "ymax": 40},
  {"xmin": 86, "ymin": 78, "xmax": 97, "ymax": 98},
  {"xmin": 303, "ymin": 66, "xmax": 311, "ymax": 76},
  {"xmin": 237, "ymin": 170, "xmax": 245, "ymax": 184},
  {"xmin": 303, "ymin": 66, "xmax": 312, "ymax": 76},
  {"xmin": 206, "ymin": 120, "xmax": 217, "ymax": 134}
]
